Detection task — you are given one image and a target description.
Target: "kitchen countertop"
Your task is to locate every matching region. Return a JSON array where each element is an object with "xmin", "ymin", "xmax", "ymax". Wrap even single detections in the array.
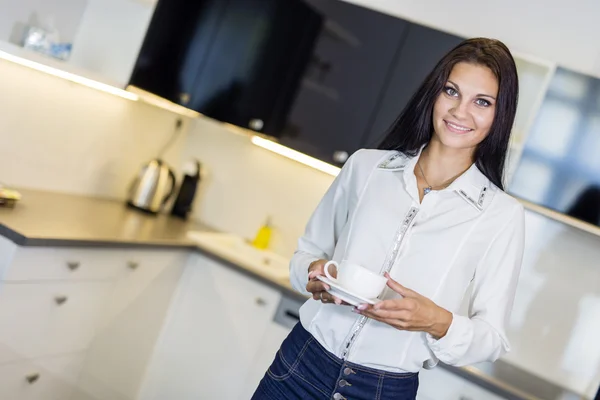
[
  {"xmin": 0, "ymin": 189, "xmax": 588, "ymax": 400},
  {"xmin": 0, "ymin": 189, "xmax": 209, "ymax": 249}
]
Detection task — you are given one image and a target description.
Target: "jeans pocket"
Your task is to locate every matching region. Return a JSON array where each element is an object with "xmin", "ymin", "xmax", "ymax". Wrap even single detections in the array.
[
  {"xmin": 267, "ymin": 333, "xmax": 314, "ymax": 382},
  {"xmin": 266, "ymin": 349, "xmax": 294, "ymax": 381}
]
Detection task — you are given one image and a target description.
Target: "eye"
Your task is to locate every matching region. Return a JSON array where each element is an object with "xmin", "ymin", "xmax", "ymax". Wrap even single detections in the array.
[
  {"xmin": 444, "ymin": 86, "xmax": 458, "ymax": 97},
  {"xmin": 475, "ymin": 98, "xmax": 492, "ymax": 107}
]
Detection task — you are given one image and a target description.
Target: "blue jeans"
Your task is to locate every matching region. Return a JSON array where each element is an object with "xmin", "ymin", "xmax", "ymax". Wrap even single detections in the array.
[{"xmin": 252, "ymin": 323, "xmax": 419, "ymax": 400}]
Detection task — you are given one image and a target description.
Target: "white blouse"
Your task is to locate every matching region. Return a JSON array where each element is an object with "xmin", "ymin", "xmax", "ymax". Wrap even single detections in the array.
[{"xmin": 290, "ymin": 149, "xmax": 525, "ymax": 373}]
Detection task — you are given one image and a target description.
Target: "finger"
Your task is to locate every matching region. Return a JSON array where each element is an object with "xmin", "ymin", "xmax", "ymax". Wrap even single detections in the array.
[
  {"xmin": 362, "ymin": 308, "xmax": 411, "ymax": 320},
  {"xmin": 357, "ymin": 312, "xmax": 411, "ymax": 330},
  {"xmin": 383, "ymin": 273, "xmax": 417, "ymax": 297},
  {"xmin": 308, "ymin": 271, "xmax": 320, "ymax": 280},
  {"xmin": 372, "ymin": 298, "xmax": 411, "ymax": 311},
  {"xmin": 321, "ymin": 292, "xmax": 350, "ymax": 305},
  {"xmin": 306, "ymin": 281, "xmax": 330, "ymax": 293}
]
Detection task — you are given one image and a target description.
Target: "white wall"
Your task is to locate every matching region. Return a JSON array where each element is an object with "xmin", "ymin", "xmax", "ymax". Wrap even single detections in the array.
[
  {"xmin": 342, "ymin": 0, "xmax": 600, "ymax": 79},
  {"xmin": 181, "ymin": 117, "xmax": 335, "ymax": 258},
  {"xmin": 0, "ymin": 58, "xmax": 189, "ymax": 200}
]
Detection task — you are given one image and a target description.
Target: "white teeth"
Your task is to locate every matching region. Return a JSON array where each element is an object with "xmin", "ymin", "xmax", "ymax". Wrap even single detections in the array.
[{"xmin": 446, "ymin": 121, "xmax": 471, "ymax": 131}]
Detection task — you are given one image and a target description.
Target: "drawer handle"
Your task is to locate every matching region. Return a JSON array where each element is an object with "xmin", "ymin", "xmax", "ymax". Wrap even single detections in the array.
[
  {"xmin": 25, "ymin": 373, "xmax": 40, "ymax": 384},
  {"xmin": 285, "ymin": 310, "xmax": 300, "ymax": 321},
  {"xmin": 54, "ymin": 296, "xmax": 68, "ymax": 305},
  {"xmin": 255, "ymin": 297, "xmax": 267, "ymax": 306},
  {"xmin": 67, "ymin": 261, "xmax": 80, "ymax": 271},
  {"xmin": 127, "ymin": 261, "xmax": 140, "ymax": 270}
]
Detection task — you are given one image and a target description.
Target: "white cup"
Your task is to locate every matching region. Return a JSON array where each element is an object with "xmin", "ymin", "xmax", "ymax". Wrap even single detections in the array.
[{"xmin": 324, "ymin": 260, "xmax": 387, "ymax": 299}]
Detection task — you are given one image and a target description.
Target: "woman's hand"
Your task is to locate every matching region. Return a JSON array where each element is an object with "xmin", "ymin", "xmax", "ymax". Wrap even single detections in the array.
[
  {"xmin": 355, "ymin": 273, "xmax": 453, "ymax": 339},
  {"xmin": 305, "ymin": 259, "xmax": 349, "ymax": 305}
]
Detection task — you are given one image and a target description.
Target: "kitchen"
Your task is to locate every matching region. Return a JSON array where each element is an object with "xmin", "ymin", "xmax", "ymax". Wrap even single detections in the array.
[{"xmin": 0, "ymin": 0, "xmax": 599, "ymax": 399}]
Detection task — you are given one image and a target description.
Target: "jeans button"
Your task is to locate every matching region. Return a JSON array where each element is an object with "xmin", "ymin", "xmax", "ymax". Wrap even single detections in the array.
[
  {"xmin": 333, "ymin": 393, "xmax": 346, "ymax": 400},
  {"xmin": 339, "ymin": 379, "xmax": 350, "ymax": 387},
  {"xmin": 343, "ymin": 367, "xmax": 354, "ymax": 375}
]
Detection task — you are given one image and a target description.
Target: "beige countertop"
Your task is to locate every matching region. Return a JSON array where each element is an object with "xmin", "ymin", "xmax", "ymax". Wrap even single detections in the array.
[
  {"xmin": 0, "ymin": 188, "xmax": 298, "ymax": 296},
  {"xmin": 0, "ymin": 189, "xmax": 211, "ymax": 249}
]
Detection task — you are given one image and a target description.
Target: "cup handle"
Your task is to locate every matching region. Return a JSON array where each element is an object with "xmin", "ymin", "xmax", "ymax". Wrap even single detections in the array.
[{"xmin": 323, "ymin": 261, "xmax": 338, "ymax": 281}]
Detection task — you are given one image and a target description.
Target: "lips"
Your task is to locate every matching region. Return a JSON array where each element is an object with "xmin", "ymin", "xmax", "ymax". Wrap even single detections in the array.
[{"xmin": 444, "ymin": 120, "xmax": 473, "ymax": 134}]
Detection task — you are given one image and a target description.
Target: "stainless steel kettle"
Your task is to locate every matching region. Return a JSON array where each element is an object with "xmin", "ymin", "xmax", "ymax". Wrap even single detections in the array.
[{"xmin": 127, "ymin": 159, "xmax": 176, "ymax": 214}]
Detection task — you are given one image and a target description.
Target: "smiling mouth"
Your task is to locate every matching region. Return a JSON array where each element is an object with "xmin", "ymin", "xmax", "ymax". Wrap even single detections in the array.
[{"xmin": 444, "ymin": 120, "xmax": 473, "ymax": 133}]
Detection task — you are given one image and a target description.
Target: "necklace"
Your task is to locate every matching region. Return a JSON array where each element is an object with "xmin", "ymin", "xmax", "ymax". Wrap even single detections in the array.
[{"xmin": 417, "ymin": 161, "xmax": 467, "ymax": 196}]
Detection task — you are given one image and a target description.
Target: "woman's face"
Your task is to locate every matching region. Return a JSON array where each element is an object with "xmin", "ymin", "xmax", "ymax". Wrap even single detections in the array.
[{"xmin": 432, "ymin": 62, "xmax": 499, "ymax": 154}]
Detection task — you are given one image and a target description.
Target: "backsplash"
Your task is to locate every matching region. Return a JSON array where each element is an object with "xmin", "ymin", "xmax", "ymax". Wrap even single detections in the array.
[
  {"xmin": 0, "ymin": 59, "xmax": 188, "ymax": 200},
  {"xmin": 181, "ymin": 117, "xmax": 335, "ymax": 258}
]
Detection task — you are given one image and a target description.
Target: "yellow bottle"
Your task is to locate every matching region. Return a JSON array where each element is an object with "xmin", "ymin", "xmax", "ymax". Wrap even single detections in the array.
[{"xmin": 252, "ymin": 217, "xmax": 272, "ymax": 250}]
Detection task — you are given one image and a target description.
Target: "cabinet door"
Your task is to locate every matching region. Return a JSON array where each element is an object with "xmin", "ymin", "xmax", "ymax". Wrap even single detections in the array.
[
  {"xmin": 363, "ymin": 24, "xmax": 463, "ymax": 149},
  {"xmin": 191, "ymin": 0, "xmax": 322, "ymax": 135},
  {"xmin": 279, "ymin": 0, "xmax": 409, "ymax": 165},
  {"xmin": 75, "ymin": 250, "xmax": 188, "ymax": 400},
  {"xmin": 139, "ymin": 254, "xmax": 281, "ymax": 400},
  {"xmin": 417, "ymin": 367, "xmax": 467, "ymax": 400},
  {"xmin": 239, "ymin": 295, "xmax": 304, "ymax": 399},
  {"xmin": 0, "ymin": 281, "xmax": 113, "ymax": 364},
  {"xmin": 129, "ymin": 0, "xmax": 227, "ymax": 106},
  {"xmin": 0, "ymin": 352, "xmax": 85, "ymax": 400}
]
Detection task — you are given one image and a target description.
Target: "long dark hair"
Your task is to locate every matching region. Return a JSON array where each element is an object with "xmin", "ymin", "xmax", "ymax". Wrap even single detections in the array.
[{"xmin": 378, "ymin": 38, "xmax": 519, "ymax": 190}]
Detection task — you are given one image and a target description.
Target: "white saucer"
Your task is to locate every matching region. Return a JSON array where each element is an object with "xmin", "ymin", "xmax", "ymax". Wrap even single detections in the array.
[{"xmin": 316, "ymin": 276, "xmax": 380, "ymax": 306}]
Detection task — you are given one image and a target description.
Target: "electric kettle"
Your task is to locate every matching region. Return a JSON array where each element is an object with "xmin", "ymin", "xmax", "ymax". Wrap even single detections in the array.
[{"xmin": 126, "ymin": 159, "xmax": 176, "ymax": 214}]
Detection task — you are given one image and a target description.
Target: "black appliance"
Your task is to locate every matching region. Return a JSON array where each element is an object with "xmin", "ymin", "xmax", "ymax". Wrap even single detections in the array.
[{"xmin": 170, "ymin": 160, "xmax": 201, "ymax": 219}]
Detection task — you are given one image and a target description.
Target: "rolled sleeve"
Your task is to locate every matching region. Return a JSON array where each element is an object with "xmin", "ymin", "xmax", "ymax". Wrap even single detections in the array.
[{"xmin": 425, "ymin": 204, "xmax": 525, "ymax": 366}]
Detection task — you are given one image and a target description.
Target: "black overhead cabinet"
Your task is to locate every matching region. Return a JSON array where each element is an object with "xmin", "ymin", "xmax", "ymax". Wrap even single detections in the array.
[
  {"xmin": 130, "ymin": 0, "xmax": 463, "ymax": 166},
  {"xmin": 130, "ymin": 0, "xmax": 323, "ymax": 135}
]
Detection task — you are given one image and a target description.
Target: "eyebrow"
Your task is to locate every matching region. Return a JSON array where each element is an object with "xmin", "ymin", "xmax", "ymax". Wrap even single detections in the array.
[{"xmin": 448, "ymin": 80, "xmax": 497, "ymax": 100}]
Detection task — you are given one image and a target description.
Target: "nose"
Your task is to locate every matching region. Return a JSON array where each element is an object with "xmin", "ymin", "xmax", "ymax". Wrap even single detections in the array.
[{"xmin": 450, "ymin": 98, "xmax": 469, "ymax": 120}]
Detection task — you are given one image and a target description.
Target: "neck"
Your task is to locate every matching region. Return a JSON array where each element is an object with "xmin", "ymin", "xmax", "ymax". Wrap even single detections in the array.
[{"xmin": 418, "ymin": 139, "xmax": 474, "ymax": 186}]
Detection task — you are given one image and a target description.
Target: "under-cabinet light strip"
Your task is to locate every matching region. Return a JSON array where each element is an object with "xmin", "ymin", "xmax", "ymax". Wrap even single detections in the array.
[
  {"xmin": 251, "ymin": 136, "xmax": 340, "ymax": 177},
  {"xmin": 0, "ymin": 50, "xmax": 138, "ymax": 101}
]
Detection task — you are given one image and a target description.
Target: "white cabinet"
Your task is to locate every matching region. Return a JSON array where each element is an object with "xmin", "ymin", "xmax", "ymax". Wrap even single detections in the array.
[
  {"xmin": 75, "ymin": 250, "xmax": 190, "ymax": 400},
  {"xmin": 0, "ymin": 237, "xmax": 190, "ymax": 400},
  {"xmin": 0, "ymin": 0, "xmax": 156, "ymax": 88},
  {"xmin": 0, "ymin": 352, "xmax": 86, "ymax": 400},
  {"xmin": 139, "ymin": 253, "xmax": 282, "ymax": 400},
  {"xmin": 2, "ymin": 246, "xmax": 126, "ymax": 281},
  {"xmin": 240, "ymin": 295, "xmax": 304, "ymax": 399},
  {"xmin": 417, "ymin": 366, "xmax": 506, "ymax": 400},
  {"xmin": 0, "ymin": 280, "xmax": 112, "ymax": 364}
]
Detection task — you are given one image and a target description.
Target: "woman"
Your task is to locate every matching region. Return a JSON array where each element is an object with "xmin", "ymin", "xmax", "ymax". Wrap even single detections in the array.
[{"xmin": 253, "ymin": 37, "xmax": 524, "ymax": 400}]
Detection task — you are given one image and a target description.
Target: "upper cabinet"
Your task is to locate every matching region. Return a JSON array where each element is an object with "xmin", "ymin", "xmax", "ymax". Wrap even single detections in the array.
[
  {"xmin": 362, "ymin": 23, "xmax": 463, "ymax": 150},
  {"xmin": 0, "ymin": 0, "xmax": 156, "ymax": 88},
  {"xmin": 276, "ymin": 0, "xmax": 410, "ymax": 164},
  {"xmin": 130, "ymin": 0, "xmax": 323, "ymax": 134},
  {"xmin": 128, "ymin": 0, "xmax": 555, "ymax": 170}
]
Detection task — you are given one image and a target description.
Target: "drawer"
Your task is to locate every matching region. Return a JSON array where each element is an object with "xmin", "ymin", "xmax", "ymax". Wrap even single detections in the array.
[
  {"xmin": 0, "ymin": 352, "xmax": 85, "ymax": 400},
  {"xmin": 0, "ymin": 281, "xmax": 113, "ymax": 363},
  {"xmin": 3, "ymin": 247, "xmax": 126, "ymax": 282}
]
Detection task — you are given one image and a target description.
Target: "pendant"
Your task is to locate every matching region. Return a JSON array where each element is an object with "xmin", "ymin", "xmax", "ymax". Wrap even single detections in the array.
[{"xmin": 423, "ymin": 186, "xmax": 432, "ymax": 195}]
